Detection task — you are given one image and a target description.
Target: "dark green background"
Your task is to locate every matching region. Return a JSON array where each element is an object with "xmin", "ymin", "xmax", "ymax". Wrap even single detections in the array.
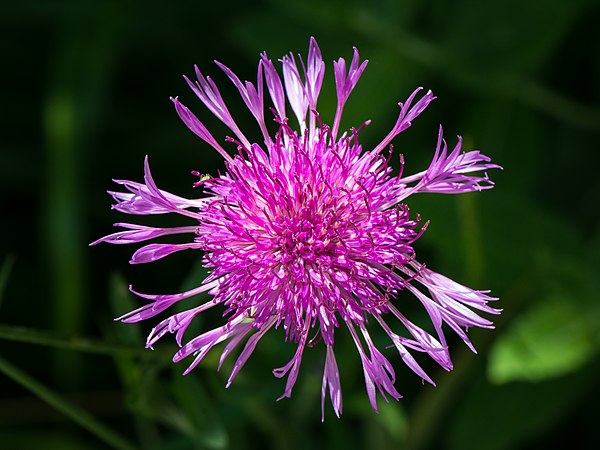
[{"xmin": 1, "ymin": 0, "xmax": 599, "ymax": 449}]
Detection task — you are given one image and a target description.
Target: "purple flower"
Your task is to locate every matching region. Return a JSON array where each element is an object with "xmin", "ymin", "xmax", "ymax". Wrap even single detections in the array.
[{"xmin": 93, "ymin": 38, "xmax": 501, "ymax": 420}]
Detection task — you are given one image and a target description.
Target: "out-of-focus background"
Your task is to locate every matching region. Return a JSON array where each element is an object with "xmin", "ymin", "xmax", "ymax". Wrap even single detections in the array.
[{"xmin": 1, "ymin": 1, "xmax": 599, "ymax": 449}]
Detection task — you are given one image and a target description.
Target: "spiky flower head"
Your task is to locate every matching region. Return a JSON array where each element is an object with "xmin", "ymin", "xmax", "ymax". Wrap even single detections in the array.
[{"xmin": 93, "ymin": 38, "xmax": 501, "ymax": 420}]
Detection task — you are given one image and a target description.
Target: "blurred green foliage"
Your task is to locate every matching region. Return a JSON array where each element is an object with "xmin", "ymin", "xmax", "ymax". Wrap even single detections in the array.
[{"xmin": 1, "ymin": 0, "xmax": 599, "ymax": 449}]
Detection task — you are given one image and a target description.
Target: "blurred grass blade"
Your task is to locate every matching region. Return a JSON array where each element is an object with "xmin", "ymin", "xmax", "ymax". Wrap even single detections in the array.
[
  {"xmin": 0, "ymin": 254, "xmax": 16, "ymax": 307},
  {"xmin": 0, "ymin": 355, "xmax": 136, "ymax": 450},
  {"xmin": 0, "ymin": 324, "xmax": 172, "ymax": 358}
]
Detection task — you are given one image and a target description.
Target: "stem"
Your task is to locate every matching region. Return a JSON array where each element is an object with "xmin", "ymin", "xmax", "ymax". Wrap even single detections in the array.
[
  {"xmin": 0, "ymin": 254, "xmax": 16, "ymax": 306},
  {"xmin": 44, "ymin": 82, "xmax": 85, "ymax": 389},
  {"xmin": 43, "ymin": 2, "xmax": 121, "ymax": 389},
  {"xmin": 404, "ymin": 273, "xmax": 535, "ymax": 450},
  {"xmin": 0, "ymin": 355, "xmax": 136, "ymax": 450},
  {"xmin": 456, "ymin": 191, "xmax": 483, "ymax": 285}
]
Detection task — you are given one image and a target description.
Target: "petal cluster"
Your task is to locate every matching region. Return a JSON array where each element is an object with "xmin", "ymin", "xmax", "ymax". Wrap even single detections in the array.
[{"xmin": 93, "ymin": 37, "xmax": 501, "ymax": 420}]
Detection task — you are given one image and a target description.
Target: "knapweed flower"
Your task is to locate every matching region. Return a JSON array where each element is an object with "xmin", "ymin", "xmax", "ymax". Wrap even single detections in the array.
[{"xmin": 93, "ymin": 38, "xmax": 501, "ymax": 419}]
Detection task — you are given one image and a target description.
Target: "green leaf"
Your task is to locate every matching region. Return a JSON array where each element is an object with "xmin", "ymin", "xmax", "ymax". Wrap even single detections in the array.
[
  {"xmin": 108, "ymin": 272, "xmax": 143, "ymax": 345},
  {"xmin": 488, "ymin": 296, "xmax": 599, "ymax": 384},
  {"xmin": 171, "ymin": 375, "xmax": 229, "ymax": 449},
  {"xmin": 128, "ymin": 372, "xmax": 228, "ymax": 449},
  {"xmin": 377, "ymin": 401, "xmax": 409, "ymax": 443}
]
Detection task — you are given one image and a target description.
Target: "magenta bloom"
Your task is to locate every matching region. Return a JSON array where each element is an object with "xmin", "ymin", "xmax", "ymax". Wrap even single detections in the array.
[{"xmin": 94, "ymin": 38, "xmax": 501, "ymax": 419}]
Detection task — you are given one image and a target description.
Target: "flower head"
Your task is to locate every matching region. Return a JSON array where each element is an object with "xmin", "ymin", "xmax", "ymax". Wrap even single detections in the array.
[{"xmin": 93, "ymin": 37, "xmax": 501, "ymax": 420}]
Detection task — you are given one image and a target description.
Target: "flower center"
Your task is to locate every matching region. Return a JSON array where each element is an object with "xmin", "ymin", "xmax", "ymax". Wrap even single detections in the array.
[{"xmin": 277, "ymin": 206, "xmax": 336, "ymax": 265}]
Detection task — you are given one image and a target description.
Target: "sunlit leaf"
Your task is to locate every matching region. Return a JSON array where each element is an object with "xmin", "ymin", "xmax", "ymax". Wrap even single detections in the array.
[{"xmin": 488, "ymin": 296, "xmax": 599, "ymax": 384}]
